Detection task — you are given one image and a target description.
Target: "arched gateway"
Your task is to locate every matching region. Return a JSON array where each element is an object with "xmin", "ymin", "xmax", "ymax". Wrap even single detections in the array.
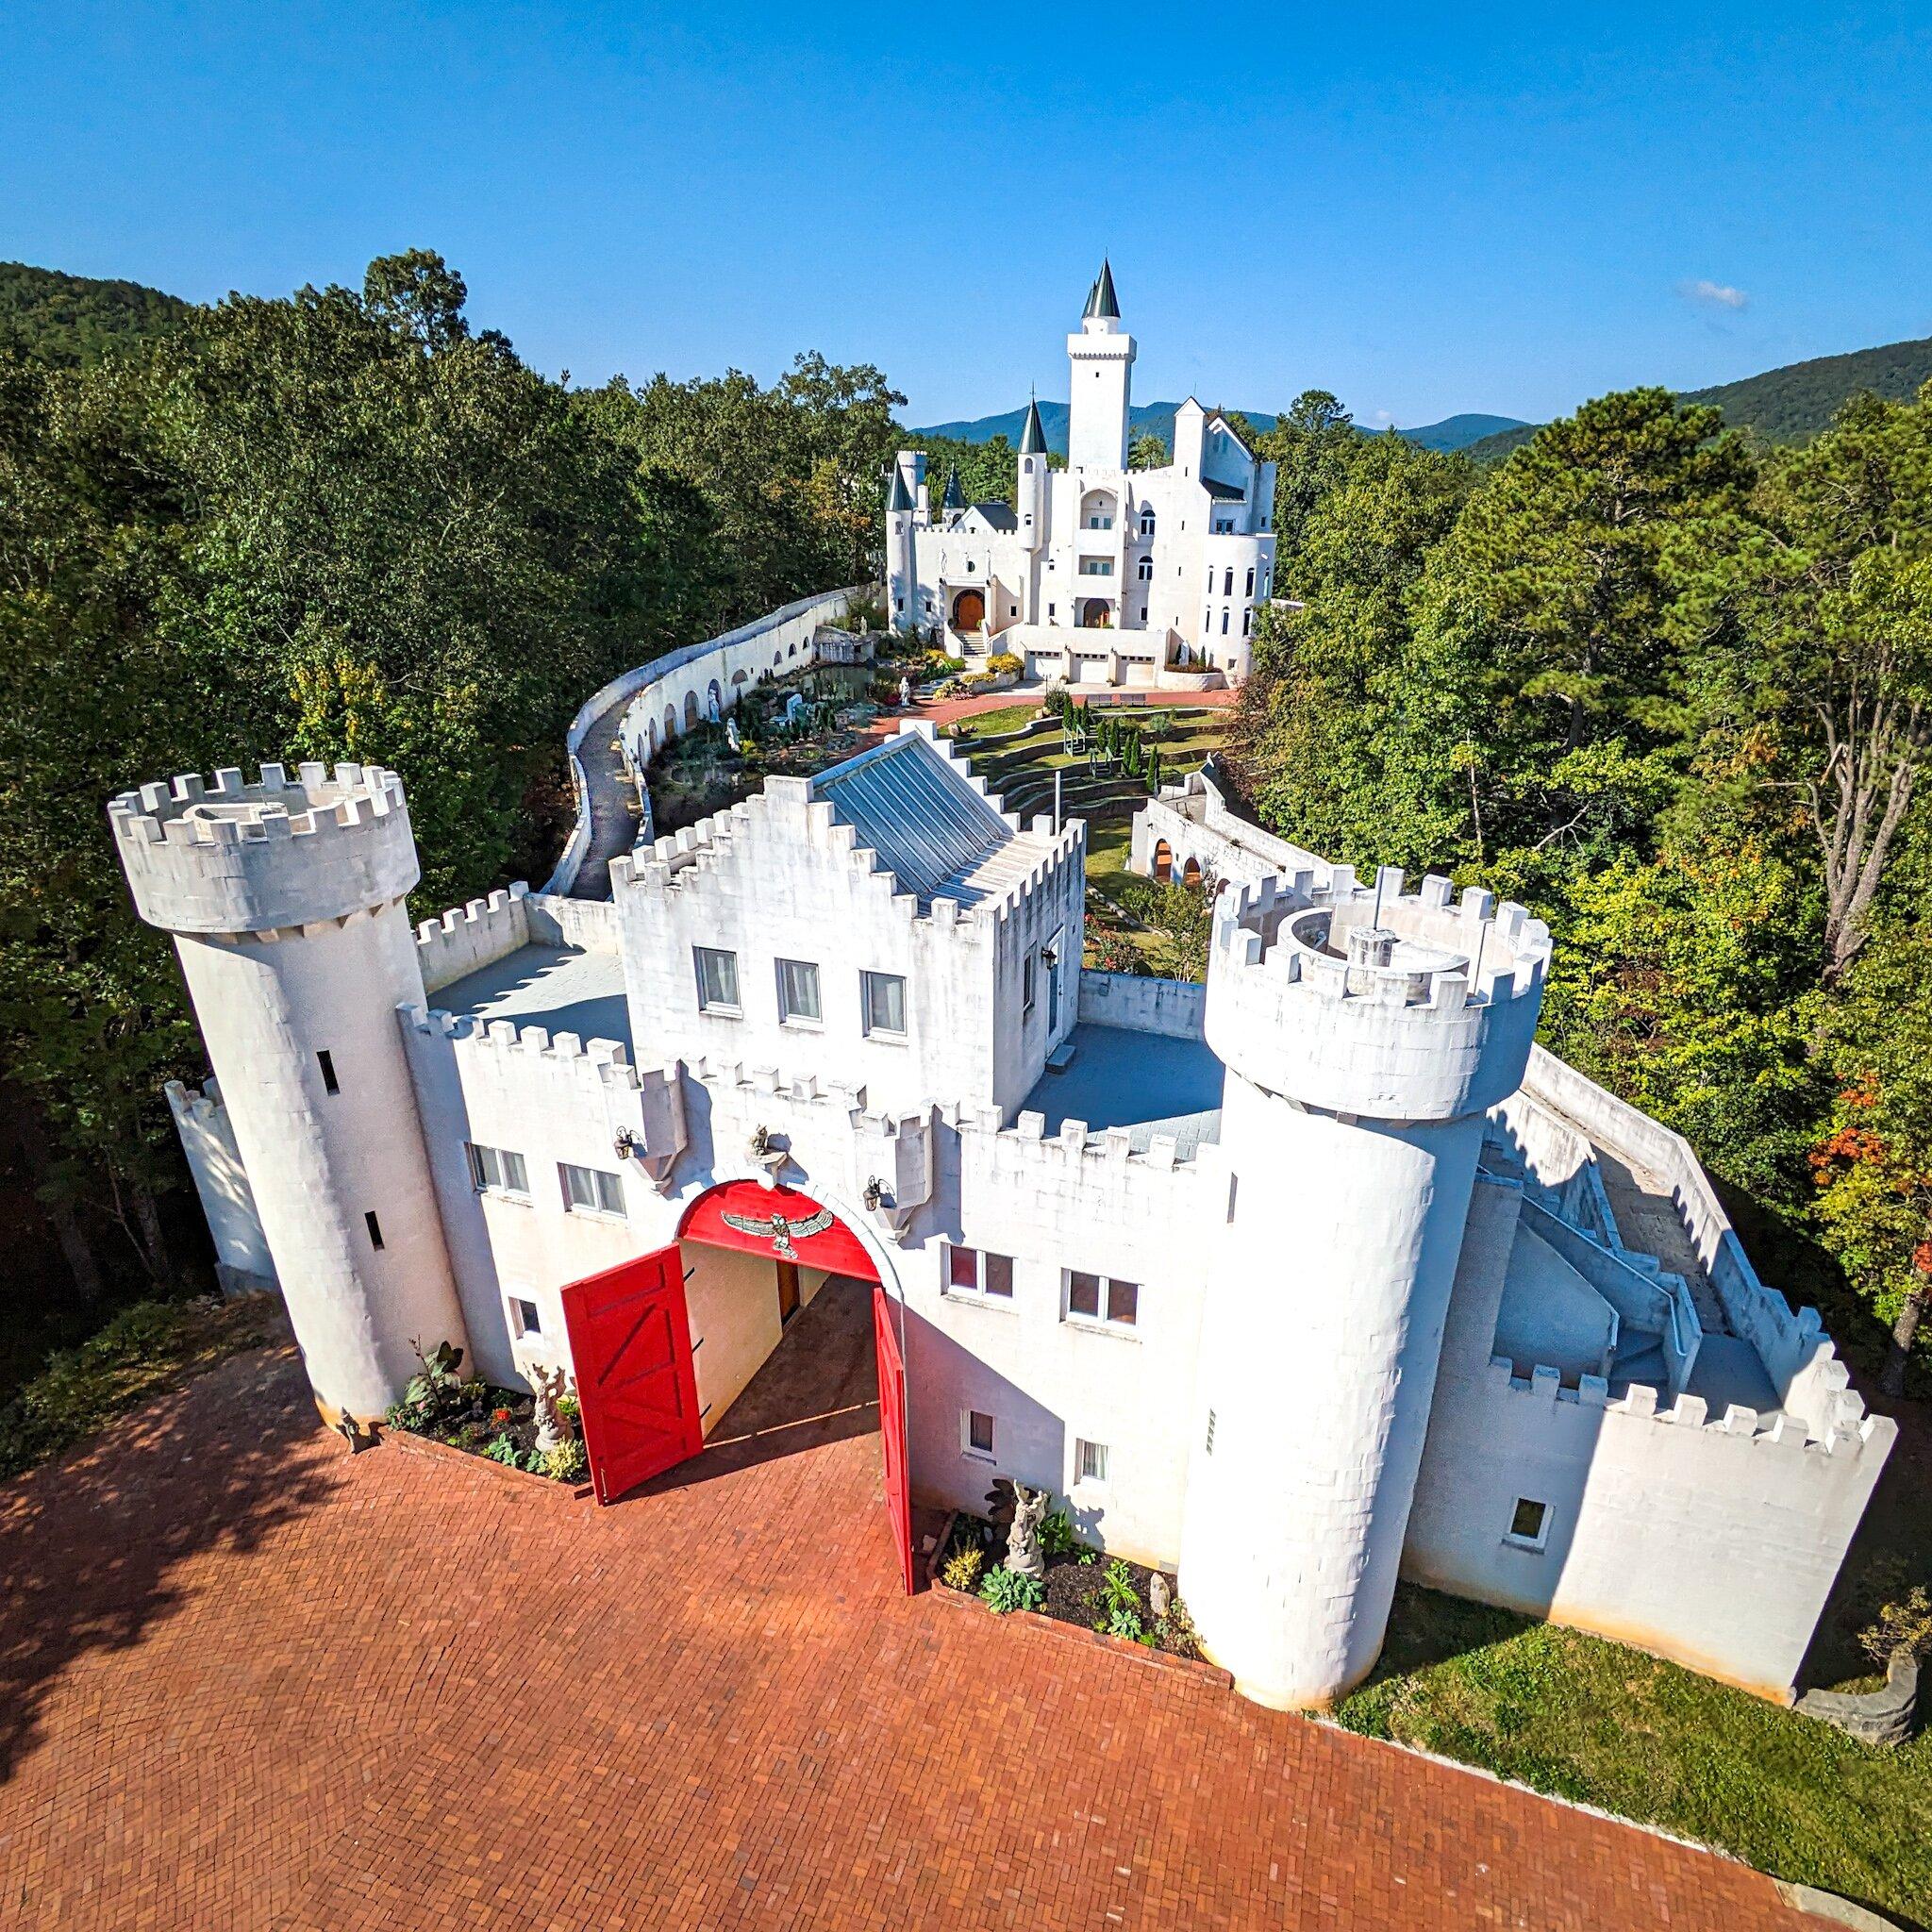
[{"xmin": 558, "ymin": 1180, "xmax": 913, "ymax": 1593}]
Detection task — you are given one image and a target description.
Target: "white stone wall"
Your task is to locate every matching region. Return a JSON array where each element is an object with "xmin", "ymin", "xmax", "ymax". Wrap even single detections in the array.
[
  {"xmin": 1075, "ymin": 968, "xmax": 1206, "ymax": 1039},
  {"xmin": 1407, "ymin": 1353, "xmax": 1896, "ymax": 1700},
  {"xmin": 398, "ymin": 1009, "xmax": 685, "ymax": 1392},
  {"xmin": 166, "ymin": 1077, "xmax": 276, "ymax": 1293},
  {"xmin": 610, "ymin": 744, "xmax": 1084, "ymax": 1124}
]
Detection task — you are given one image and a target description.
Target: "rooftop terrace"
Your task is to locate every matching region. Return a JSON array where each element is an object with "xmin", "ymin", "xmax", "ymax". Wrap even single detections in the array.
[
  {"xmin": 433, "ymin": 943, "xmax": 631, "ymax": 1054},
  {"xmin": 1022, "ymin": 1022, "xmax": 1225, "ymax": 1158}
]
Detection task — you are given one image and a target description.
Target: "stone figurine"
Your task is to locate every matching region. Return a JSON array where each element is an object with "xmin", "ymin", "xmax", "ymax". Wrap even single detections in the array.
[
  {"xmin": 724, "ymin": 716, "xmax": 741, "ymax": 753},
  {"xmin": 529, "ymin": 1361, "xmax": 575, "ymax": 1456},
  {"xmin": 898, "ymin": 675, "xmax": 912, "ymax": 708},
  {"xmin": 1149, "ymin": 1571, "xmax": 1172, "ymax": 1621},
  {"xmin": 1003, "ymin": 1482, "xmax": 1049, "ymax": 1582}
]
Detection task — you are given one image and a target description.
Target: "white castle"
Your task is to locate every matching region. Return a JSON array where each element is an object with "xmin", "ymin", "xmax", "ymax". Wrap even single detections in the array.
[
  {"xmin": 886, "ymin": 263, "xmax": 1276, "ymax": 686},
  {"xmin": 112, "ymin": 500, "xmax": 1890, "ymax": 1724}
]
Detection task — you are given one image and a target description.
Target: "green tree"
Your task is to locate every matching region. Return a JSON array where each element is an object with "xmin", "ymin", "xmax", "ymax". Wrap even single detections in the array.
[
  {"xmin": 1128, "ymin": 429, "xmax": 1169, "ymax": 469},
  {"xmin": 1693, "ymin": 387, "xmax": 1932, "ymax": 983}
]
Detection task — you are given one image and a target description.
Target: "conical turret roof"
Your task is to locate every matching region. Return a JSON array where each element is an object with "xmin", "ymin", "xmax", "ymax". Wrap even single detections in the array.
[
  {"xmin": 1019, "ymin": 395, "xmax": 1048, "ymax": 455},
  {"xmin": 1083, "ymin": 258, "xmax": 1121, "ymax": 321},
  {"xmin": 941, "ymin": 466, "xmax": 965, "ymax": 510},
  {"xmin": 886, "ymin": 465, "xmax": 914, "ymax": 513}
]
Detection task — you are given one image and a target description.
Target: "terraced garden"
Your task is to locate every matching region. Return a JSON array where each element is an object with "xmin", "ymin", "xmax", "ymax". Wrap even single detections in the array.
[{"xmin": 946, "ymin": 701, "xmax": 1232, "ymax": 975}]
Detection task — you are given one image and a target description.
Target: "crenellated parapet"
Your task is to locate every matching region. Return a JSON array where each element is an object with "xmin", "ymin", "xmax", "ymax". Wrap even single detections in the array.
[
  {"xmin": 403, "ymin": 1005, "xmax": 688, "ymax": 1189},
  {"xmin": 1207, "ymin": 864, "xmax": 1552, "ymax": 1122},
  {"xmin": 109, "ymin": 761, "xmax": 418, "ymax": 936}
]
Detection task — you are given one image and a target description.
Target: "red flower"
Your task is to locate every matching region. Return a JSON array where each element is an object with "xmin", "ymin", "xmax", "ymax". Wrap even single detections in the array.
[{"xmin": 491, "ymin": 1407, "xmax": 513, "ymax": 1427}]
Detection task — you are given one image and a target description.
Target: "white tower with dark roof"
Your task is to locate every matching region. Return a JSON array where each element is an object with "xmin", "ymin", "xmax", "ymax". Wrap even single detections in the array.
[{"xmin": 1066, "ymin": 259, "xmax": 1135, "ymax": 473}]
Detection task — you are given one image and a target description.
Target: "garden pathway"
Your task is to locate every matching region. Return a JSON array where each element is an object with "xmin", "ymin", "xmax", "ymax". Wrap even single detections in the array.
[{"xmin": 0, "ymin": 1338, "xmax": 1824, "ymax": 1932}]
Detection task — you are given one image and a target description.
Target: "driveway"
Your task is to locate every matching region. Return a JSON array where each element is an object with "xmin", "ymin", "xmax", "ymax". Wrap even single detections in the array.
[{"xmin": 0, "ymin": 1335, "xmax": 1820, "ymax": 1930}]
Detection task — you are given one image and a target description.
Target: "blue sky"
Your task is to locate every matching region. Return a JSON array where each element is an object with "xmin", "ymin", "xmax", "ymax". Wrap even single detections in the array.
[{"xmin": 5, "ymin": 2, "xmax": 1929, "ymax": 427}]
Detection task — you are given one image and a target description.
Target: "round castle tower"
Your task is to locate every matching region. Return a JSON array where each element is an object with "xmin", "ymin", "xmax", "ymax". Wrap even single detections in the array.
[
  {"xmin": 109, "ymin": 761, "xmax": 468, "ymax": 1424},
  {"xmin": 1179, "ymin": 865, "xmax": 1551, "ymax": 1708}
]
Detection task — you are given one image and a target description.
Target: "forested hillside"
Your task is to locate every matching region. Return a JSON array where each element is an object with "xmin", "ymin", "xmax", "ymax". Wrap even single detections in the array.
[
  {"xmin": 0, "ymin": 262, "xmax": 192, "ymax": 367},
  {"xmin": 0, "ymin": 250, "xmax": 902, "ymax": 1336},
  {"xmin": 1232, "ymin": 383, "xmax": 1932, "ymax": 1396},
  {"xmin": 1464, "ymin": 332, "xmax": 1932, "ymax": 462}
]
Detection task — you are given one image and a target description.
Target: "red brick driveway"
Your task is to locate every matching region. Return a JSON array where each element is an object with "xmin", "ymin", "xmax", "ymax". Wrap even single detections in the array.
[{"xmin": 0, "ymin": 1334, "xmax": 1818, "ymax": 1931}]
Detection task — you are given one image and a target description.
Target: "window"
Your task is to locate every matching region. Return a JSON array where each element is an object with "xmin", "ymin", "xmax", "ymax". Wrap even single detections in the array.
[
  {"xmin": 560, "ymin": 1162, "xmax": 625, "ymax": 1217},
  {"xmin": 1066, "ymin": 1270, "xmax": 1139, "ymax": 1329},
  {"xmin": 364, "ymin": 1209, "xmax": 384, "ymax": 1251},
  {"xmin": 963, "ymin": 1408, "xmax": 995, "ymax": 1458},
  {"xmin": 861, "ymin": 970, "xmax": 907, "ymax": 1037},
  {"xmin": 508, "ymin": 1296, "xmax": 541, "ymax": 1338},
  {"xmin": 1139, "ymin": 510, "xmax": 1156, "ymax": 537},
  {"xmin": 1243, "ymin": 608, "xmax": 1254, "ymax": 636},
  {"xmin": 1245, "ymin": 566, "xmax": 1256, "ymax": 596},
  {"xmin": 1086, "ymin": 513, "xmax": 1113, "ymax": 529},
  {"xmin": 1077, "ymin": 1439, "xmax": 1109, "ymax": 1484},
  {"xmin": 948, "ymin": 1244, "xmax": 1014, "ymax": 1300},
  {"xmin": 317, "ymin": 1050, "xmax": 340, "ymax": 1095},
  {"xmin": 467, "ymin": 1142, "xmax": 529, "ymax": 1197},
  {"xmin": 694, "ymin": 945, "xmax": 740, "ymax": 1013},
  {"xmin": 776, "ymin": 958, "xmax": 822, "ymax": 1024},
  {"xmin": 1078, "ymin": 558, "xmax": 1114, "ymax": 576},
  {"xmin": 1221, "ymin": 608, "xmax": 1230, "ymax": 635},
  {"xmin": 1223, "ymin": 568, "xmax": 1234, "ymax": 596},
  {"xmin": 1022, "ymin": 950, "xmax": 1037, "ymax": 1013},
  {"xmin": 1506, "ymin": 1497, "xmax": 1550, "ymax": 1550},
  {"xmin": 1137, "ymin": 556, "xmax": 1153, "ymax": 580},
  {"xmin": 1213, "ymin": 516, "xmax": 1235, "ymax": 534}
]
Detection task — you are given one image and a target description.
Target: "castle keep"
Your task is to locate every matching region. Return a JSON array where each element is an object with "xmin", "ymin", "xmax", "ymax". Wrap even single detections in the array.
[
  {"xmin": 113, "ymin": 719, "xmax": 1891, "ymax": 1713},
  {"xmin": 887, "ymin": 264, "xmax": 1277, "ymax": 686}
]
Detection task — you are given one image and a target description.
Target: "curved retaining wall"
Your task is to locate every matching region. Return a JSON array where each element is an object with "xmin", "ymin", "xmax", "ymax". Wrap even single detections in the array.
[{"xmin": 543, "ymin": 585, "xmax": 868, "ymax": 895}]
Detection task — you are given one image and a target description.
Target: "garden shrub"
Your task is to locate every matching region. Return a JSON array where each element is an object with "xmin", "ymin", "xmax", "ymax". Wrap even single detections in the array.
[
  {"xmin": 987, "ymin": 652, "xmax": 1024, "ymax": 677},
  {"xmin": 941, "ymin": 1544, "xmax": 984, "ymax": 1591},
  {"xmin": 979, "ymin": 1566, "xmax": 1045, "ymax": 1615}
]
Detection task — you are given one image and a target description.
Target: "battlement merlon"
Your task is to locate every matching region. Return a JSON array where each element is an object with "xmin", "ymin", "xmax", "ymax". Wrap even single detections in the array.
[
  {"xmin": 108, "ymin": 761, "xmax": 419, "ymax": 936},
  {"xmin": 1206, "ymin": 865, "xmax": 1553, "ymax": 1124}
]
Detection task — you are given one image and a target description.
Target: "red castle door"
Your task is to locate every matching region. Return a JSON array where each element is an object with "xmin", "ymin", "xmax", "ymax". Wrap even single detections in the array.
[
  {"xmin": 563, "ymin": 1186, "xmax": 916, "ymax": 1590},
  {"xmin": 560, "ymin": 1244, "xmax": 703, "ymax": 1504},
  {"xmin": 873, "ymin": 1283, "xmax": 913, "ymax": 1594}
]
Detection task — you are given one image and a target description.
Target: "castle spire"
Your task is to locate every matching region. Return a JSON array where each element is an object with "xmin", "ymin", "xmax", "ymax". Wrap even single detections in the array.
[
  {"xmin": 941, "ymin": 466, "xmax": 965, "ymax": 512},
  {"xmin": 1083, "ymin": 257, "xmax": 1121, "ymax": 322},
  {"xmin": 1019, "ymin": 393, "xmax": 1047, "ymax": 456}
]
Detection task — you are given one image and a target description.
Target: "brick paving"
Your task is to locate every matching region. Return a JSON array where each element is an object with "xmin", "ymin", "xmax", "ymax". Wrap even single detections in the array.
[{"xmin": 0, "ymin": 1328, "xmax": 1819, "ymax": 1932}]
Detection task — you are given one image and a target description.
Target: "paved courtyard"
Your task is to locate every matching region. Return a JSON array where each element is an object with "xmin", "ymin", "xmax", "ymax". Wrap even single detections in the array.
[{"xmin": 0, "ymin": 1328, "xmax": 1821, "ymax": 1932}]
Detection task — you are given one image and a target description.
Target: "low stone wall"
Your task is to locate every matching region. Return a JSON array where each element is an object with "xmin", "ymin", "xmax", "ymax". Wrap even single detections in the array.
[
  {"xmin": 1796, "ymin": 1652, "xmax": 1919, "ymax": 1747},
  {"xmin": 1076, "ymin": 968, "xmax": 1207, "ymax": 1040}
]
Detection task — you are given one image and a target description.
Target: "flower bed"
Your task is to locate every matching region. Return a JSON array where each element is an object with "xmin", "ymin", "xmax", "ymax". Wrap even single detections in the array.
[
  {"xmin": 933, "ymin": 1510, "xmax": 1230, "ymax": 1687},
  {"xmin": 381, "ymin": 1341, "xmax": 588, "ymax": 1486}
]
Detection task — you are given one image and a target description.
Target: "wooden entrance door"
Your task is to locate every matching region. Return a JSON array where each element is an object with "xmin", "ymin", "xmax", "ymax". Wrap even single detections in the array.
[
  {"xmin": 561, "ymin": 1244, "xmax": 703, "ymax": 1504},
  {"xmin": 775, "ymin": 1260, "xmax": 800, "ymax": 1325},
  {"xmin": 952, "ymin": 588, "xmax": 985, "ymax": 632},
  {"xmin": 873, "ymin": 1285, "xmax": 914, "ymax": 1594}
]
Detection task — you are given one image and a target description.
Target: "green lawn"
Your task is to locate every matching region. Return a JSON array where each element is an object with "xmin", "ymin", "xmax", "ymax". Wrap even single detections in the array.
[{"xmin": 1338, "ymin": 1585, "xmax": 1929, "ymax": 1922}]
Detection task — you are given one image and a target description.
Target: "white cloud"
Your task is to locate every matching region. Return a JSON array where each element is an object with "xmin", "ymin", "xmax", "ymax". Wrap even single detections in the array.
[{"xmin": 1677, "ymin": 277, "xmax": 1750, "ymax": 312}]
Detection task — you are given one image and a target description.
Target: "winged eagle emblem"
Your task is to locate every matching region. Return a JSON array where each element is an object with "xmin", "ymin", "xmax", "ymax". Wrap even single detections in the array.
[{"xmin": 719, "ymin": 1205, "xmax": 836, "ymax": 1260}]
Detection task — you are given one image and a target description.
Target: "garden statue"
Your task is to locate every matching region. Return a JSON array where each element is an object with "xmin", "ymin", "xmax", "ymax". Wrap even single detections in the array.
[
  {"xmin": 898, "ymin": 674, "xmax": 912, "ymax": 708},
  {"xmin": 528, "ymin": 1361, "xmax": 575, "ymax": 1456},
  {"xmin": 996, "ymin": 1481, "xmax": 1049, "ymax": 1582},
  {"xmin": 708, "ymin": 689, "xmax": 721, "ymax": 724},
  {"xmin": 336, "ymin": 1408, "xmax": 361, "ymax": 1455},
  {"xmin": 725, "ymin": 716, "xmax": 741, "ymax": 753},
  {"xmin": 1149, "ymin": 1571, "xmax": 1172, "ymax": 1621}
]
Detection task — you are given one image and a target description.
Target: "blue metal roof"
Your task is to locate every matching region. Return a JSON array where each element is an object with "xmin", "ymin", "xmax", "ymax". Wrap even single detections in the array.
[{"xmin": 812, "ymin": 736, "xmax": 1024, "ymax": 908}]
